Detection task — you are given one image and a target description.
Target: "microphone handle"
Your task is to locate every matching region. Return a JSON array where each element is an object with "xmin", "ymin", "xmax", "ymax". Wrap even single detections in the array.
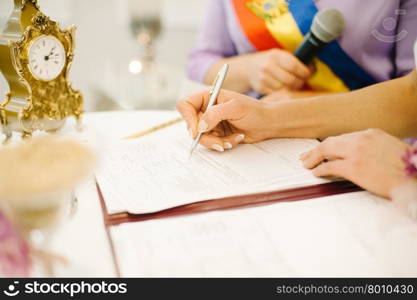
[{"xmin": 294, "ymin": 32, "xmax": 327, "ymax": 65}]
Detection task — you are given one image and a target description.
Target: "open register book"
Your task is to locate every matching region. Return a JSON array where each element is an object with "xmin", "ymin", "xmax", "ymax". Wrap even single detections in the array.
[
  {"xmin": 110, "ymin": 191, "xmax": 417, "ymax": 277},
  {"xmin": 95, "ymin": 120, "xmax": 360, "ymax": 224}
]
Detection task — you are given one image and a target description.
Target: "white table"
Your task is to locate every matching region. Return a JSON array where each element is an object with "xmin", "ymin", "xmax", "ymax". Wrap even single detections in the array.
[{"xmin": 50, "ymin": 110, "xmax": 180, "ymax": 277}]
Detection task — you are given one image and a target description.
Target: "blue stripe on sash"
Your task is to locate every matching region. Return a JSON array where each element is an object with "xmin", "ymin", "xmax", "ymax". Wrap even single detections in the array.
[{"xmin": 288, "ymin": 0, "xmax": 378, "ymax": 90}]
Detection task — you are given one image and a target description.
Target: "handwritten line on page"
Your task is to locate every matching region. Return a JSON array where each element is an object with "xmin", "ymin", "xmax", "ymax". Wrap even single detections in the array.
[
  {"xmin": 95, "ymin": 122, "xmax": 327, "ymax": 214},
  {"xmin": 110, "ymin": 192, "xmax": 417, "ymax": 277}
]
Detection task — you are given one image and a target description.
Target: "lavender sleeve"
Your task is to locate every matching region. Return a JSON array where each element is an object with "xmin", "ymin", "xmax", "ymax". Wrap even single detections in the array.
[
  {"xmin": 187, "ymin": 0, "xmax": 238, "ymax": 83},
  {"xmin": 395, "ymin": 0, "xmax": 417, "ymax": 77}
]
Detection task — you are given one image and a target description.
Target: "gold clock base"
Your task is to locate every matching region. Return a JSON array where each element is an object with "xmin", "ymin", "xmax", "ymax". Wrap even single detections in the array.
[{"xmin": 0, "ymin": 102, "xmax": 83, "ymax": 144}]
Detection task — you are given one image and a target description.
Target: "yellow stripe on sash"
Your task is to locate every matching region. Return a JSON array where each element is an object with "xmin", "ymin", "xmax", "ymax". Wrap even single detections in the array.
[{"xmin": 258, "ymin": 2, "xmax": 349, "ymax": 92}]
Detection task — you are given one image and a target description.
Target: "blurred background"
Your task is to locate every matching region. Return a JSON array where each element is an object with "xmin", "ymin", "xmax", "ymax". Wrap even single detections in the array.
[{"xmin": 0, "ymin": 0, "xmax": 208, "ymax": 111}]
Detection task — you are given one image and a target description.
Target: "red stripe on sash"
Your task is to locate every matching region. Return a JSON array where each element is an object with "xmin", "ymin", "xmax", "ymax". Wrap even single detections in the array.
[{"xmin": 231, "ymin": 0, "xmax": 283, "ymax": 51}]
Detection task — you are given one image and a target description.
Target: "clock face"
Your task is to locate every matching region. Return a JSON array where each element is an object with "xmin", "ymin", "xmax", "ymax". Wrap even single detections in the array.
[{"xmin": 28, "ymin": 35, "xmax": 66, "ymax": 81}]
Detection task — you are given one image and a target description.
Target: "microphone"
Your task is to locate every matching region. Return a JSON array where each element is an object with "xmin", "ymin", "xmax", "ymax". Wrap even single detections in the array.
[{"xmin": 294, "ymin": 8, "xmax": 345, "ymax": 65}]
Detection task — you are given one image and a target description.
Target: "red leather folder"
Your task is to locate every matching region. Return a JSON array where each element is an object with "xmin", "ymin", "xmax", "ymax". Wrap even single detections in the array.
[
  {"xmin": 97, "ymin": 181, "xmax": 362, "ymax": 227},
  {"xmin": 96, "ymin": 180, "xmax": 362, "ymax": 276}
]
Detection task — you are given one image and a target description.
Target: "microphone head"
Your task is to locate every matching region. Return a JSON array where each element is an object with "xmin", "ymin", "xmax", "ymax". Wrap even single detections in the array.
[{"xmin": 311, "ymin": 8, "xmax": 345, "ymax": 43}]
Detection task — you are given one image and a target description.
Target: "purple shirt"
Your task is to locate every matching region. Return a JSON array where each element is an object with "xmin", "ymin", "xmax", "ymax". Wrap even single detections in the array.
[{"xmin": 188, "ymin": 0, "xmax": 417, "ymax": 86}]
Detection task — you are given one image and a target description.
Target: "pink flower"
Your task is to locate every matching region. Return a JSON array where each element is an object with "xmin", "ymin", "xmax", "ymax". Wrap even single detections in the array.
[{"xmin": 0, "ymin": 212, "xmax": 31, "ymax": 277}]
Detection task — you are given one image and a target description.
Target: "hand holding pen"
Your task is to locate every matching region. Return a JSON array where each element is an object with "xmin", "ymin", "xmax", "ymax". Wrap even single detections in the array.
[{"xmin": 177, "ymin": 64, "xmax": 278, "ymax": 154}]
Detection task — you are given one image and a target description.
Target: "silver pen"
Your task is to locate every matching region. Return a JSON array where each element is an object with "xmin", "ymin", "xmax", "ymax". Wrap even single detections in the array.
[{"xmin": 189, "ymin": 63, "xmax": 229, "ymax": 157}]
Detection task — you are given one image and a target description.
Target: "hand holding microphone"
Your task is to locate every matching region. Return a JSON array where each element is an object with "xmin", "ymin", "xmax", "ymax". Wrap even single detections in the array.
[
  {"xmin": 248, "ymin": 8, "xmax": 345, "ymax": 96},
  {"xmin": 246, "ymin": 49, "xmax": 312, "ymax": 95}
]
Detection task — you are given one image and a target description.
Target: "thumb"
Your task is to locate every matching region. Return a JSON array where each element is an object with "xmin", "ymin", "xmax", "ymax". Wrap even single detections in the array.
[{"xmin": 198, "ymin": 99, "xmax": 244, "ymax": 133}]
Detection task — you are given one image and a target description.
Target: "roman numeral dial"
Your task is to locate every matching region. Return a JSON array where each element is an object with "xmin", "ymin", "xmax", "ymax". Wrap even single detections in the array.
[{"xmin": 28, "ymin": 35, "xmax": 66, "ymax": 81}]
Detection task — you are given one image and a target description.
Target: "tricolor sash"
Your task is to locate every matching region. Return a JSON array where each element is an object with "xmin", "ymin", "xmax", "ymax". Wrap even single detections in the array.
[{"xmin": 231, "ymin": 0, "xmax": 377, "ymax": 92}]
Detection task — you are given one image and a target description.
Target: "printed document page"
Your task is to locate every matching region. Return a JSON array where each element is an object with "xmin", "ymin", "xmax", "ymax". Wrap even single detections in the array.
[
  {"xmin": 95, "ymin": 122, "xmax": 327, "ymax": 214},
  {"xmin": 110, "ymin": 192, "xmax": 417, "ymax": 277}
]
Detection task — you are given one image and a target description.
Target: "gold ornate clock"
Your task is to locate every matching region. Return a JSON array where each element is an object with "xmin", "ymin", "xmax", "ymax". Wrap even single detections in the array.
[{"xmin": 0, "ymin": 0, "xmax": 83, "ymax": 141}]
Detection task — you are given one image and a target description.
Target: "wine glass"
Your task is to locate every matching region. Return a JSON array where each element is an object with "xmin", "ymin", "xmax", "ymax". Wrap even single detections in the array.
[
  {"xmin": 128, "ymin": 0, "xmax": 162, "ymax": 67},
  {"xmin": 100, "ymin": 0, "xmax": 179, "ymax": 110}
]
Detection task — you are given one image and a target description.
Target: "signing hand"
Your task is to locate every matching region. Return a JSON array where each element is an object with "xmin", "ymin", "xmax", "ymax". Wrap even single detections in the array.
[
  {"xmin": 246, "ymin": 49, "xmax": 311, "ymax": 95},
  {"xmin": 301, "ymin": 129, "xmax": 410, "ymax": 198},
  {"xmin": 177, "ymin": 89, "xmax": 277, "ymax": 152}
]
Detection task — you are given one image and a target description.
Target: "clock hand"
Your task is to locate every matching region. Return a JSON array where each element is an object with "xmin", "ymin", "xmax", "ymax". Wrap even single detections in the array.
[
  {"xmin": 44, "ymin": 52, "xmax": 54, "ymax": 61},
  {"xmin": 45, "ymin": 47, "xmax": 56, "ymax": 61},
  {"xmin": 49, "ymin": 47, "xmax": 56, "ymax": 57}
]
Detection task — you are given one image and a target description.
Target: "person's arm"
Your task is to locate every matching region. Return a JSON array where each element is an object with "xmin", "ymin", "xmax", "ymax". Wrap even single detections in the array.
[
  {"xmin": 205, "ymin": 49, "xmax": 311, "ymax": 95},
  {"xmin": 186, "ymin": 0, "xmax": 237, "ymax": 84},
  {"xmin": 267, "ymin": 70, "xmax": 417, "ymax": 139},
  {"xmin": 177, "ymin": 71, "xmax": 417, "ymax": 150},
  {"xmin": 260, "ymin": 89, "xmax": 337, "ymax": 102},
  {"xmin": 204, "ymin": 55, "xmax": 254, "ymax": 94},
  {"xmin": 203, "ymin": 54, "xmax": 252, "ymax": 93}
]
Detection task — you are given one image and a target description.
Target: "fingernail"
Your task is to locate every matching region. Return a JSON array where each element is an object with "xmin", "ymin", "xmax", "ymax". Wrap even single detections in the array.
[
  {"xmin": 235, "ymin": 134, "xmax": 245, "ymax": 143},
  {"xmin": 300, "ymin": 151, "xmax": 311, "ymax": 161},
  {"xmin": 212, "ymin": 144, "xmax": 224, "ymax": 152},
  {"xmin": 198, "ymin": 120, "xmax": 208, "ymax": 133},
  {"xmin": 224, "ymin": 142, "xmax": 233, "ymax": 149}
]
